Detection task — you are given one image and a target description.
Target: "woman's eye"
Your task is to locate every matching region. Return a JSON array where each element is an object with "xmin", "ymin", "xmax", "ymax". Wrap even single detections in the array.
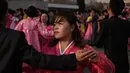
[
  {"xmin": 59, "ymin": 22, "xmax": 64, "ymax": 25},
  {"xmin": 53, "ymin": 23, "xmax": 56, "ymax": 26}
]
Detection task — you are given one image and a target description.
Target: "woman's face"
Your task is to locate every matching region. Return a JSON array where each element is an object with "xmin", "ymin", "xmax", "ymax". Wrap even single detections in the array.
[
  {"xmin": 53, "ymin": 17, "xmax": 74, "ymax": 40},
  {"xmin": 41, "ymin": 13, "xmax": 48, "ymax": 23},
  {"xmin": 14, "ymin": 13, "xmax": 17, "ymax": 16},
  {"xmin": 90, "ymin": 10, "xmax": 95, "ymax": 16}
]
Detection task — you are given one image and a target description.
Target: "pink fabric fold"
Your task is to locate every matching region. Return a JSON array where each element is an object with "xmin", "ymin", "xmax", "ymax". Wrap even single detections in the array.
[{"xmin": 84, "ymin": 23, "xmax": 93, "ymax": 40}]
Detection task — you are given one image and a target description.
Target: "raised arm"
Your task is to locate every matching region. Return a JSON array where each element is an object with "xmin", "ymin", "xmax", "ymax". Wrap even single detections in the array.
[{"xmin": 37, "ymin": 23, "xmax": 54, "ymax": 39}]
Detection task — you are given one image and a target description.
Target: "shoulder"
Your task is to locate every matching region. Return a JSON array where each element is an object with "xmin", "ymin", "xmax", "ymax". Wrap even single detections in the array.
[
  {"xmin": 7, "ymin": 28, "xmax": 25, "ymax": 39},
  {"xmin": 20, "ymin": 19, "xmax": 26, "ymax": 22},
  {"xmin": 0, "ymin": 28, "xmax": 25, "ymax": 44},
  {"xmin": 101, "ymin": 19, "xmax": 109, "ymax": 24},
  {"xmin": 18, "ymin": 19, "xmax": 27, "ymax": 24},
  {"xmin": 117, "ymin": 18, "xmax": 130, "ymax": 27},
  {"xmin": 100, "ymin": 19, "xmax": 110, "ymax": 28}
]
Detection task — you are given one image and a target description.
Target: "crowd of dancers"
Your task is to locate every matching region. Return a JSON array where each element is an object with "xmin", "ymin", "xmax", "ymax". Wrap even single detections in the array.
[
  {"xmin": 6, "ymin": 5, "xmax": 130, "ymax": 46},
  {"xmin": 5, "ymin": 5, "xmax": 115, "ymax": 73},
  {"xmin": 3, "ymin": 0, "xmax": 130, "ymax": 73}
]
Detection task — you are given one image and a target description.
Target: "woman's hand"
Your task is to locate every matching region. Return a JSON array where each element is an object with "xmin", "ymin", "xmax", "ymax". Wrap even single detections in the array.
[
  {"xmin": 86, "ymin": 49, "xmax": 99, "ymax": 63},
  {"xmin": 75, "ymin": 49, "xmax": 99, "ymax": 63}
]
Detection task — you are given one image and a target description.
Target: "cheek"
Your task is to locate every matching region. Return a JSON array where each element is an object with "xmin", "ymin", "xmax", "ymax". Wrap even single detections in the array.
[
  {"xmin": 46, "ymin": 17, "xmax": 48, "ymax": 20},
  {"xmin": 41, "ymin": 17, "xmax": 43, "ymax": 20},
  {"xmin": 54, "ymin": 25, "xmax": 70, "ymax": 39},
  {"xmin": 41, "ymin": 16, "xmax": 46, "ymax": 20},
  {"xmin": 42, "ymin": 17, "xmax": 45, "ymax": 19},
  {"xmin": 60, "ymin": 26, "xmax": 68, "ymax": 32},
  {"xmin": 59, "ymin": 25, "xmax": 71, "ymax": 36}
]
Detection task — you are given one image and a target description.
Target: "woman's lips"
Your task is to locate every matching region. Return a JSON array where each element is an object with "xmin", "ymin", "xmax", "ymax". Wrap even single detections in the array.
[{"xmin": 54, "ymin": 31, "xmax": 59, "ymax": 35}]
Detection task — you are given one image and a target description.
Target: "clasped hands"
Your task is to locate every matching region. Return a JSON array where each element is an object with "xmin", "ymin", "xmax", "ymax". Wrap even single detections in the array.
[{"xmin": 76, "ymin": 48, "xmax": 99, "ymax": 63}]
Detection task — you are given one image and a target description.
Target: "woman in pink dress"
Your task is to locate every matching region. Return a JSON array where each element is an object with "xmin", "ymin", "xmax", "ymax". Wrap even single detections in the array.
[
  {"xmin": 41, "ymin": 11, "xmax": 115, "ymax": 73},
  {"xmin": 84, "ymin": 11, "xmax": 93, "ymax": 41},
  {"xmin": 39, "ymin": 11, "xmax": 54, "ymax": 54},
  {"xmin": 15, "ymin": 6, "xmax": 53, "ymax": 73},
  {"xmin": 34, "ymin": 10, "xmax": 54, "ymax": 73}
]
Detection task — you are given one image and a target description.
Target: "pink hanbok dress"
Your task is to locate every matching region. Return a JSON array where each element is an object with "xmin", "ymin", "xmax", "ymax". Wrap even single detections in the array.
[
  {"xmin": 39, "ymin": 25, "xmax": 54, "ymax": 53},
  {"xmin": 40, "ymin": 42, "xmax": 115, "ymax": 73},
  {"xmin": 15, "ymin": 17, "xmax": 54, "ymax": 73},
  {"xmin": 37, "ymin": 24, "xmax": 54, "ymax": 73},
  {"xmin": 84, "ymin": 23, "xmax": 93, "ymax": 40}
]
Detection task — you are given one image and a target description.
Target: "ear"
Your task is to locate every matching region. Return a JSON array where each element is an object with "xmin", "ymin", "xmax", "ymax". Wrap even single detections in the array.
[{"xmin": 71, "ymin": 25, "xmax": 75, "ymax": 32}]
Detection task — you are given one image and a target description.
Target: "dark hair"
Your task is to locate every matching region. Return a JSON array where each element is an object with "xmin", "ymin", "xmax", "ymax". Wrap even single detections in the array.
[
  {"xmin": 0, "ymin": 0, "xmax": 8, "ymax": 21},
  {"xmin": 91, "ymin": 9, "xmax": 96, "ymax": 12},
  {"xmin": 26, "ymin": 6, "xmax": 38, "ymax": 18},
  {"xmin": 50, "ymin": 11, "xmax": 85, "ymax": 48},
  {"xmin": 11, "ymin": 10, "xmax": 16, "ymax": 16},
  {"xmin": 16, "ymin": 9, "xmax": 20, "ymax": 11},
  {"xmin": 109, "ymin": 0, "xmax": 125, "ymax": 15},
  {"xmin": 24, "ymin": 9, "xmax": 27, "ymax": 12},
  {"xmin": 20, "ymin": 8, "xmax": 23, "ymax": 12},
  {"xmin": 19, "ymin": 8, "xmax": 24, "ymax": 16},
  {"xmin": 103, "ymin": 10, "xmax": 108, "ymax": 13},
  {"xmin": 8, "ymin": 9, "xmax": 13, "ymax": 14},
  {"xmin": 24, "ymin": 9, "xmax": 27, "ymax": 14}
]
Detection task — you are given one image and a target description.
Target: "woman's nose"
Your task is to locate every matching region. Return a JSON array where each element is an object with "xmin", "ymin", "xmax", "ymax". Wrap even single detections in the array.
[{"xmin": 54, "ymin": 25, "xmax": 58, "ymax": 30}]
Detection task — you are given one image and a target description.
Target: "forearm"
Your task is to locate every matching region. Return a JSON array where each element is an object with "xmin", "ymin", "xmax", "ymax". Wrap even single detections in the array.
[
  {"xmin": 22, "ymin": 45, "xmax": 77, "ymax": 70},
  {"xmin": 19, "ymin": 32, "xmax": 77, "ymax": 70},
  {"xmin": 38, "ymin": 54, "xmax": 77, "ymax": 70}
]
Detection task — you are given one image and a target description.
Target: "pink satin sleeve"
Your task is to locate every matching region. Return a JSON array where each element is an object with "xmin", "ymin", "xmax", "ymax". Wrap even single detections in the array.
[
  {"xmin": 85, "ymin": 45, "xmax": 115, "ymax": 73},
  {"xmin": 15, "ymin": 20, "xmax": 24, "ymax": 31},
  {"xmin": 38, "ymin": 23, "xmax": 54, "ymax": 39},
  {"xmin": 90, "ymin": 52, "xmax": 115, "ymax": 73}
]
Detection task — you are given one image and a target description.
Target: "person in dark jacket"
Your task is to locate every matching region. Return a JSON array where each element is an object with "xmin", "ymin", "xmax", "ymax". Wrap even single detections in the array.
[
  {"xmin": 95, "ymin": 0, "xmax": 130, "ymax": 73},
  {"xmin": 91, "ymin": 9, "xmax": 99, "ymax": 45}
]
